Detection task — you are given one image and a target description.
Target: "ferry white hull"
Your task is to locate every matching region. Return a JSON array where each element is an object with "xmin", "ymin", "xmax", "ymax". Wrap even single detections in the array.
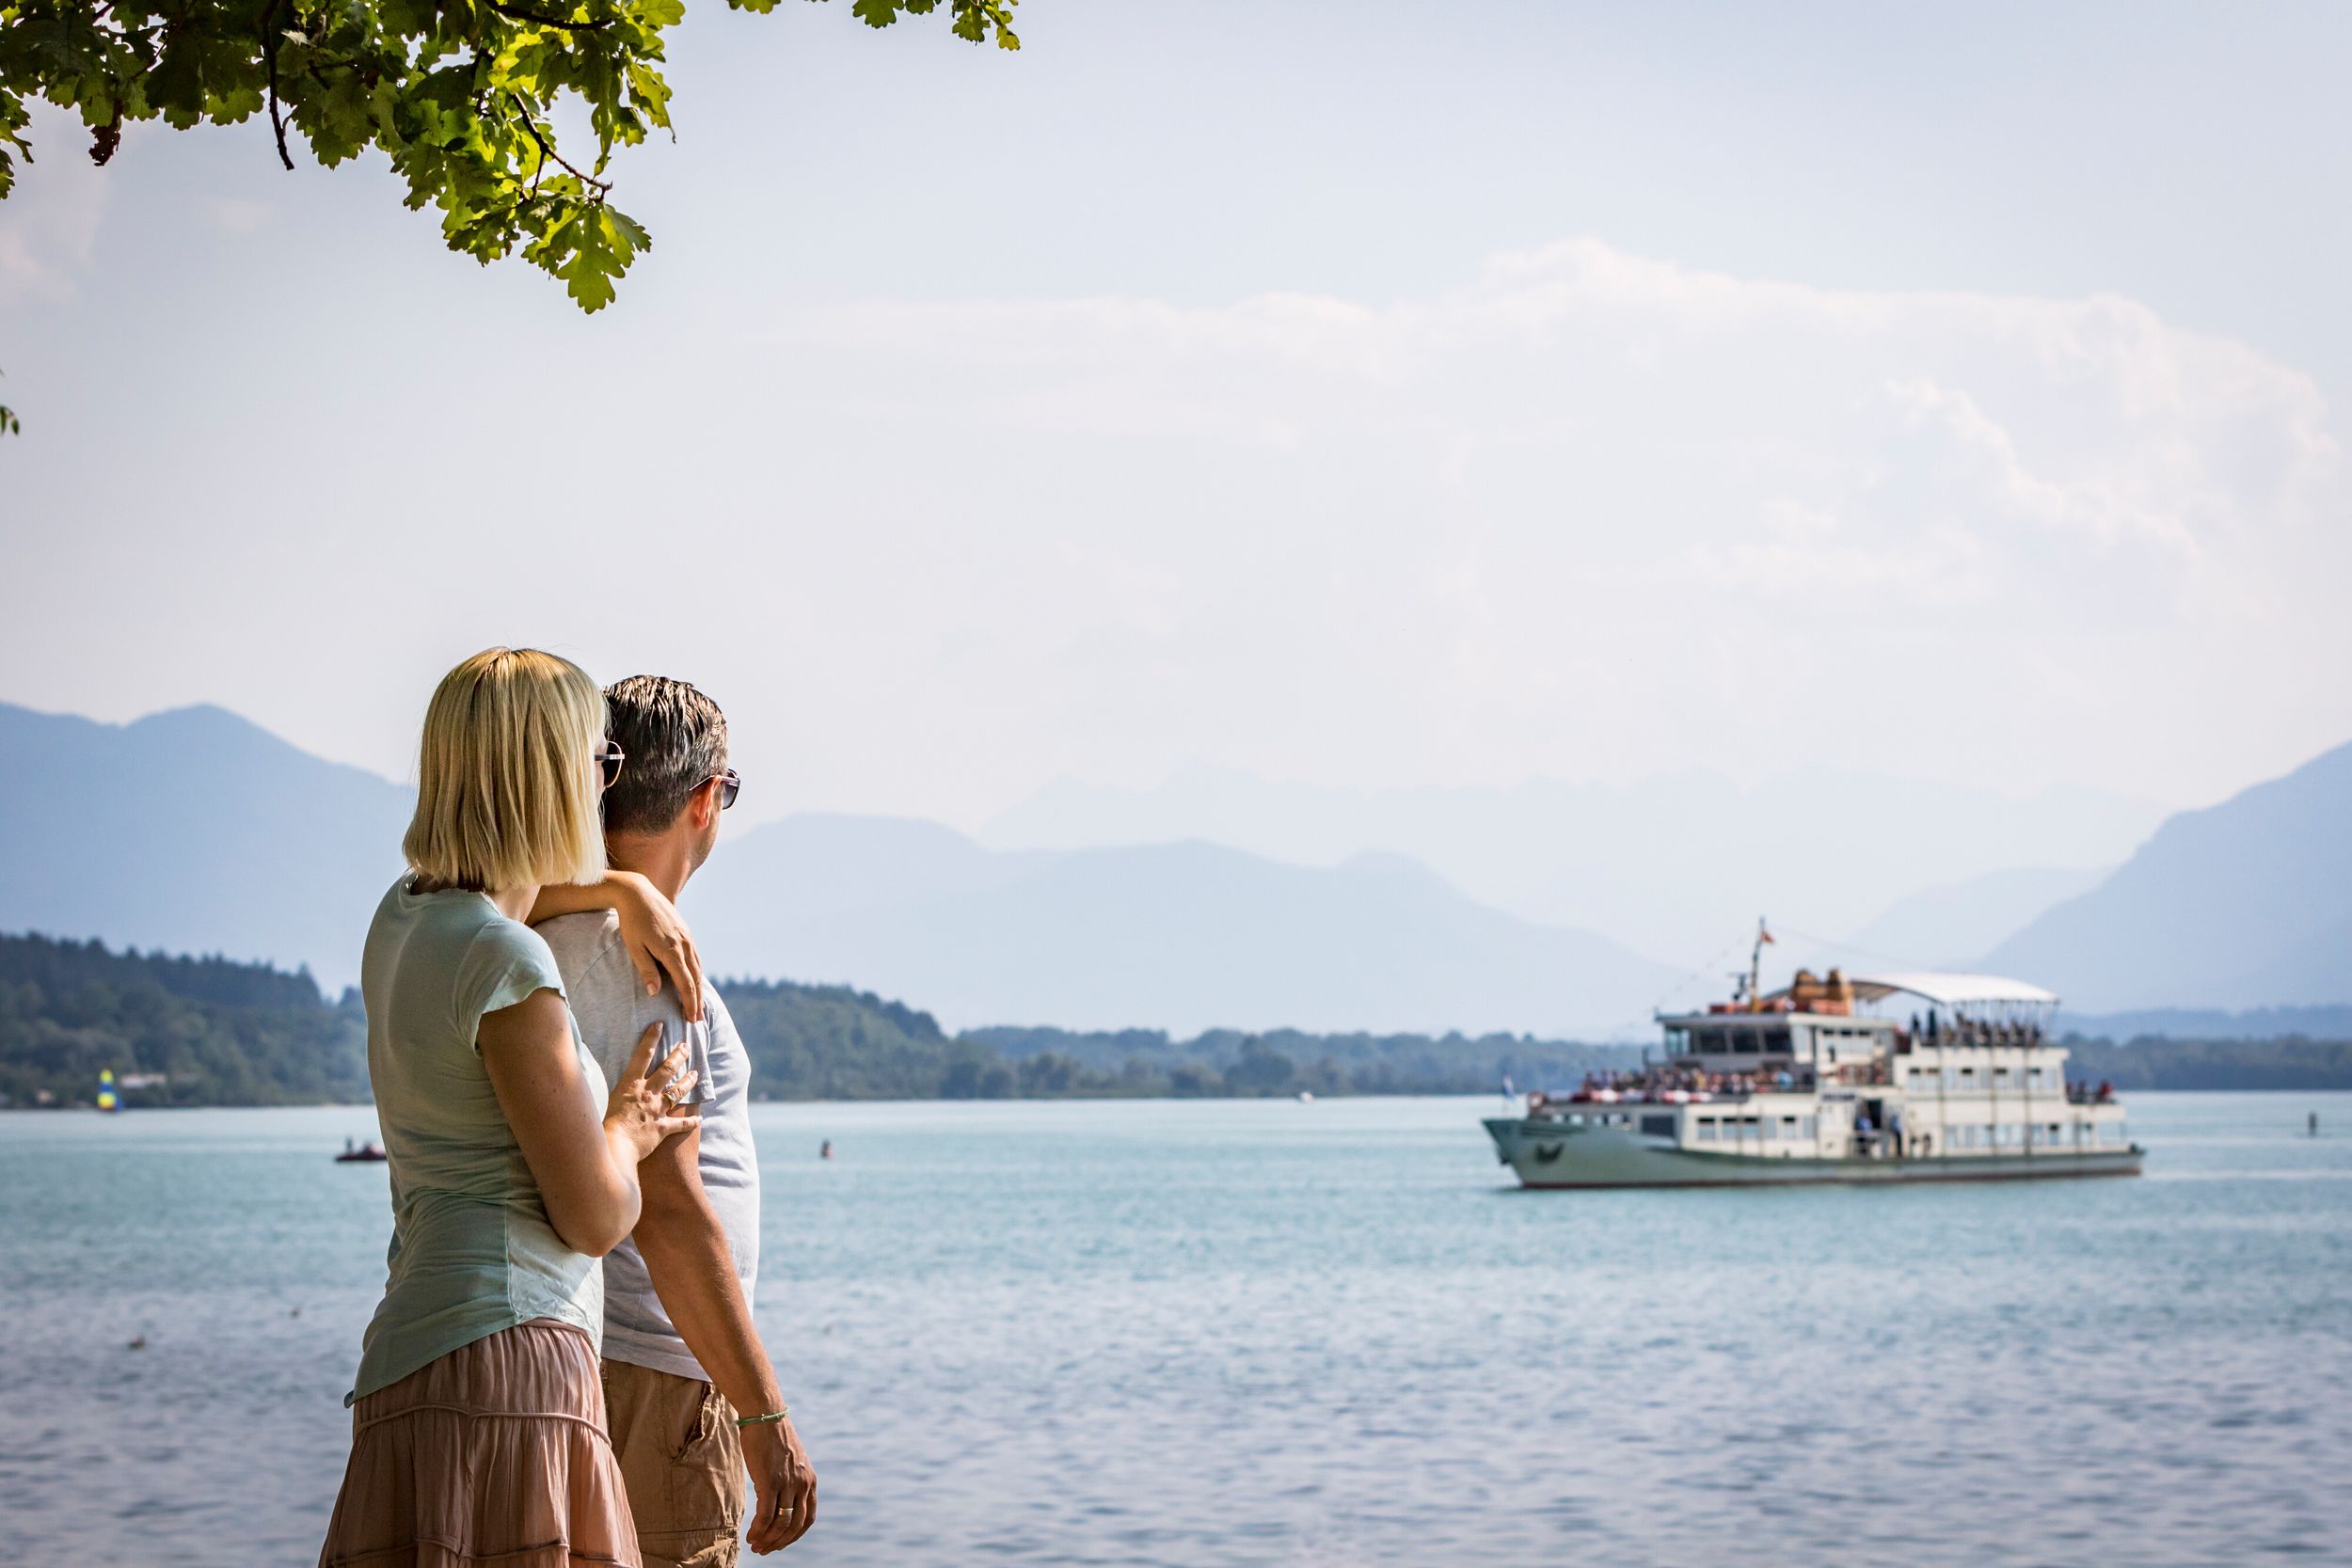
[{"xmin": 1485, "ymin": 1117, "xmax": 2144, "ymax": 1190}]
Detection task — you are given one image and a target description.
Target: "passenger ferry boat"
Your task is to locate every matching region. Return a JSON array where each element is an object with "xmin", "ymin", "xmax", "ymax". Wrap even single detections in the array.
[{"xmin": 1486, "ymin": 933, "xmax": 2143, "ymax": 1189}]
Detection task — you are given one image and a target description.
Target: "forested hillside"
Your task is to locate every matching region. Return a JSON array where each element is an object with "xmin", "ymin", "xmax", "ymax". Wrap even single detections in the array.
[
  {"xmin": 0, "ymin": 935, "xmax": 979, "ymax": 1109},
  {"xmin": 0, "ymin": 932, "xmax": 369, "ymax": 1107},
  {"xmin": 2058, "ymin": 1035, "xmax": 2352, "ymax": 1091},
  {"xmin": 7, "ymin": 933, "xmax": 2346, "ymax": 1109},
  {"xmin": 0, "ymin": 934, "xmax": 1641, "ymax": 1105}
]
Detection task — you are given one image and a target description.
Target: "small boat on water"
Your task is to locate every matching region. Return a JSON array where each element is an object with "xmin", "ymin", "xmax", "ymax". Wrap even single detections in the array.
[
  {"xmin": 1486, "ymin": 927, "xmax": 2143, "ymax": 1190},
  {"xmin": 336, "ymin": 1140, "xmax": 389, "ymax": 1164}
]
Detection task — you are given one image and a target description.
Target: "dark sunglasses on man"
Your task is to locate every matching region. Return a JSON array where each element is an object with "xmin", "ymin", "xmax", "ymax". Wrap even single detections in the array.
[{"xmin": 710, "ymin": 768, "xmax": 741, "ymax": 811}]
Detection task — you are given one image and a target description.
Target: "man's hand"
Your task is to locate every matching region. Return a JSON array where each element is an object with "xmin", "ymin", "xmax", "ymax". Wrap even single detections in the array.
[{"xmin": 743, "ymin": 1418, "xmax": 817, "ymax": 1552}]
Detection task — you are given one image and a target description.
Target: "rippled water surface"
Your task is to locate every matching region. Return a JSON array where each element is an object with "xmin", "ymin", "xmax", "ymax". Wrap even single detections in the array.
[{"xmin": 3, "ymin": 1093, "xmax": 2348, "ymax": 1566}]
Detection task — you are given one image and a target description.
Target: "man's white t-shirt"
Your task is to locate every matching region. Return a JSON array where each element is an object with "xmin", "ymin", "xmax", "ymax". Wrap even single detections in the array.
[{"xmin": 539, "ymin": 910, "xmax": 762, "ymax": 1383}]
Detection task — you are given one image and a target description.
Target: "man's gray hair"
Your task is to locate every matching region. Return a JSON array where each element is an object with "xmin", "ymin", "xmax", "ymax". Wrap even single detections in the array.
[{"xmin": 600, "ymin": 675, "xmax": 728, "ymax": 836}]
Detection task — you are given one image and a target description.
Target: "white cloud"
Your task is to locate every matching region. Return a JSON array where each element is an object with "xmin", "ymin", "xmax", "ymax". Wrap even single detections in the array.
[
  {"xmin": 3, "ymin": 233, "xmax": 2343, "ymax": 825},
  {"xmin": 713, "ymin": 238, "xmax": 2346, "ymax": 812}
]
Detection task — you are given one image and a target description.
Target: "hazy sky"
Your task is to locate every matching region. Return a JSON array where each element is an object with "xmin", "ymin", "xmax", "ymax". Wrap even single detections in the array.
[{"xmin": 4, "ymin": 0, "xmax": 2348, "ymax": 832}]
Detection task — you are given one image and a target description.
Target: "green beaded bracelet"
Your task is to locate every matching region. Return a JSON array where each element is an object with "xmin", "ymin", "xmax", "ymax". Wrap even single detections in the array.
[{"xmin": 736, "ymin": 1408, "xmax": 790, "ymax": 1429}]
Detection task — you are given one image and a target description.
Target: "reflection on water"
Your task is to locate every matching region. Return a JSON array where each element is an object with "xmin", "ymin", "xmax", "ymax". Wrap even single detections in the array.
[{"xmin": 2, "ymin": 1093, "xmax": 2348, "ymax": 1566}]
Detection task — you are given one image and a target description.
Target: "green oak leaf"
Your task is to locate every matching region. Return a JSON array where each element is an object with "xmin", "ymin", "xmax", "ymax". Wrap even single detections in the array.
[{"xmin": 0, "ymin": 0, "xmax": 1018, "ymax": 309}]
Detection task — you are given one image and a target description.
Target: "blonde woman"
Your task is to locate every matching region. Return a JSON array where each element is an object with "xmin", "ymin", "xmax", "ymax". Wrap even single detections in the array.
[{"xmin": 320, "ymin": 648, "xmax": 698, "ymax": 1568}]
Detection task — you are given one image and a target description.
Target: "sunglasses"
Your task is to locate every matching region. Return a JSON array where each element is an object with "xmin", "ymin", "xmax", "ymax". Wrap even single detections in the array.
[
  {"xmin": 595, "ymin": 739, "xmax": 627, "ymax": 790},
  {"xmin": 711, "ymin": 768, "xmax": 741, "ymax": 811}
]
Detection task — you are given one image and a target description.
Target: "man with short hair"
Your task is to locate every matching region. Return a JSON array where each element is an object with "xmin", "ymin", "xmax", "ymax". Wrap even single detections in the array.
[{"xmin": 539, "ymin": 675, "xmax": 815, "ymax": 1563}]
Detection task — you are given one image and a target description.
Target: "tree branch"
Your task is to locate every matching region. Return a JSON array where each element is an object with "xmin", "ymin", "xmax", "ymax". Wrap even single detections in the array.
[
  {"xmin": 508, "ymin": 92, "xmax": 611, "ymax": 196},
  {"xmin": 267, "ymin": 55, "xmax": 294, "ymax": 170},
  {"xmin": 262, "ymin": 0, "xmax": 294, "ymax": 170}
]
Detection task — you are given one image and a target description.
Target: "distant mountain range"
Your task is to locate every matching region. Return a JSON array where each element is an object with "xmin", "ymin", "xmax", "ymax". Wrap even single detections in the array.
[
  {"xmin": 1983, "ymin": 739, "xmax": 2352, "ymax": 1012},
  {"xmin": 0, "ymin": 704, "xmax": 1677, "ymax": 1036},
  {"xmin": 982, "ymin": 764, "xmax": 2169, "ymax": 966},
  {"xmin": 0, "ymin": 703, "xmax": 412, "ymax": 984},
  {"xmin": 1846, "ymin": 865, "xmax": 2111, "ymax": 970},
  {"xmin": 686, "ymin": 820, "xmax": 1679, "ymax": 1037},
  {"xmin": 2, "ymin": 700, "xmax": 2344, "ymax": 1032}
]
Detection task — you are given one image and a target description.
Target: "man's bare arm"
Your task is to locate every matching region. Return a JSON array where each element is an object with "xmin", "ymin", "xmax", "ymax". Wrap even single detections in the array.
[{"xmin": 635, "ymin": 1127, "xmax": 817, "ymax": 1550}]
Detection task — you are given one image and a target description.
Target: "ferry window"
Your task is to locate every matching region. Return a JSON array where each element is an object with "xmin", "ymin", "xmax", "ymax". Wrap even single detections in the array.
[
  {"xmin": 1696, "ymin": 1117, "xmax": 1717, "ymax": 1142},
  {"xmin": 1800, "ymin": 1117, "xmax": 1818, "ymax": 1139},
  {"xmin": 1666, "ymin": 1027, "xmax": 1690, "ymax": 1054},
  {"xmin": 1730, "ymin": 1029, "xmax": 1760, "ymax": 1054}
]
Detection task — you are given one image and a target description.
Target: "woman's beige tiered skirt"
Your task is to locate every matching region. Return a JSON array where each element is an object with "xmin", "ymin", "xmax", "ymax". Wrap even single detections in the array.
[{"xmin": 319, "ymin": 1322, "xmax": 639, "ymax": 1568}]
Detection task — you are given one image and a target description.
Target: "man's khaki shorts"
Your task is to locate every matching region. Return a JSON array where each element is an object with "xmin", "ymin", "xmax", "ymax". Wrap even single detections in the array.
[{"xmin": 601, "ymin": 1358, "xmax": 746, "ymax": 1568}]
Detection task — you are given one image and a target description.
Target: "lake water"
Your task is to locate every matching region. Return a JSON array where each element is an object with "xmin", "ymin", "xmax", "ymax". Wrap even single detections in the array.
[{"xmin": 1, "ymin": 1093, "xmax": 2347, "ymax": 1567}]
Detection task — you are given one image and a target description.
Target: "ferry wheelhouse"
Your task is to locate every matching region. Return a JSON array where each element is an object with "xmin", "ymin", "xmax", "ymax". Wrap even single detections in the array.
[{"xmin": 1486, "ymin": 954, "xmax": 2142, "ymax": 1190}]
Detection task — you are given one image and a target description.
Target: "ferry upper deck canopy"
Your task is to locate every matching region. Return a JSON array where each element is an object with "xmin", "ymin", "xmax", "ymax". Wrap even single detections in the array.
[
  {"xmin": 1834, "ymin": 972, "xmax": 2058, "ymax": 1009},
  {"xmin": 1662, "ymin": 969, "xmax": 2061, "ymax": 1026}
]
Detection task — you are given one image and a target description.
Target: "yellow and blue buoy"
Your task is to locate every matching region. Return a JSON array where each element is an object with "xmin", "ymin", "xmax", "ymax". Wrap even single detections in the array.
[{"xmin": 96, "ymin": 1069, "xmax": 119, "ymax": 1113}]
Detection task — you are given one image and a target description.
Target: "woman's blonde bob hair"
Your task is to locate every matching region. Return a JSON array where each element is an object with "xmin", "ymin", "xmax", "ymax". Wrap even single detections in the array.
[{"xmin": 403, "ymin": 647, "xmax": 608, "ymax": 893}]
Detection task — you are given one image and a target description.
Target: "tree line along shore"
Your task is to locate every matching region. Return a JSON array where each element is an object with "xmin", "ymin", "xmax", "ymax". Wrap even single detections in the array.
[{"xmin": 3, "ymin": 932, "xmax": 2348, "ymax": 1111}]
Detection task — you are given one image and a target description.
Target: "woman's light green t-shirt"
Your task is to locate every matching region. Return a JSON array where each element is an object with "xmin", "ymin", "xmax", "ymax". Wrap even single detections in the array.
[{"xmin": 349, "ymin": 879, "xmax": 611, "ymax": 1404}]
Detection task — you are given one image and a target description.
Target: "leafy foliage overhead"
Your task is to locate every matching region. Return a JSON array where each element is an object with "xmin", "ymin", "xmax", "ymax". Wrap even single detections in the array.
[{"xmin": 0, "ymin": 0, "xmax": 1018, "ymax": 311}]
